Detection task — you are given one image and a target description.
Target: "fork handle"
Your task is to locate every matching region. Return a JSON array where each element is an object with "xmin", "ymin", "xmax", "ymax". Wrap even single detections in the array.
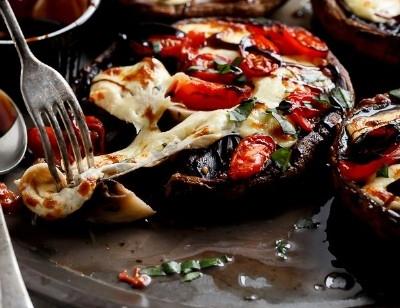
[{"xmin": 0, "ymin": 0, "xmax": 34, "ymax": 62}]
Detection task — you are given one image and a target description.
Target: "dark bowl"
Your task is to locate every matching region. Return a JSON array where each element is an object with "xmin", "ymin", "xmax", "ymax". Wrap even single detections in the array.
[{"xmin": 0, "ymin": 0, "xmax": 103, "ymax": 105}]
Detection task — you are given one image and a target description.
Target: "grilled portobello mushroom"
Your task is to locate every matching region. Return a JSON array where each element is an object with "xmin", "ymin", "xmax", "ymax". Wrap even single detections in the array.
[
  {"xmin": 311, "ymin": 0, "xmax": 400, "ymax": 64},
  {"xmin": 332, "ymin": 91, "xmax": 400, "ymax": 238},
  {"xmin": 74, "ymin": 18, "xmax": 354, "ymax": 211},
  {"xmin": 117, "ymin": 0, "xmax": 287, "ymax": 21}
]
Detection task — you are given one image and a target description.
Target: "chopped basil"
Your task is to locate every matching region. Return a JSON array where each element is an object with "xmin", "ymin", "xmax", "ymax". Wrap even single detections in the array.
[
  {"xmin": 215, "ymin": 58, "xmax": 243, "ymax": 75},
  {"xmin": 270, "ymin": 111, "xmax": 297, "ymax": 136},
  {"xmin": 389, "ymin": 88, "xmax": 400, "ymax": 100},
  {"xmin": 181, "ymin": 260, "xmax": 201, "ymax": 274},
  {"xmin": 140, "ymin": 265, "xmax": 167, "ymax": 277},
  {"xmin": 215, "ymin": 62, "xmax": 232, "ymax": 74},
  {"xmin": 377, "ymin": 165, "xmax": 389, "ymax": 178},
  {"xmin": 329, "ymin": 87, "xmax": 353, "ymax": 110},
  {"xmin": 161, "ymin": 261, "xmax": 181, "ymax": 274},
  {"xmin": 199, "ymin": 257, "xmax": 225, "ymax": 269},
  {"xmin": 294, "ymin": 218, "xmax": 320, "ymax": 230},
  {"xmin": 275, "ymin": 239, "xmax": 291, "ymax": 260},
  {"xmin": 229, "ymin": 98, "xmax": 256, "ymax": 122},
  {"xmin": 231, "ymin": 57, "xmax": 243, "ymax": 67},
  {"xmin": 182, "ymin": 271, "xmax": 203, "ymax": 282},
  {"xmin": 315, "ymin": 93, "xmax": 331, "ymax": 106},
  {"xmin": 136, "ymin": 255, "xmax": 232, "ymax": 284},
  {"xmin": 271, "ymin": 148, "xmax": 292, "ymax": 171},
  {"xmin": 235, "ymin": 74, "xmax": 247, "ymax": 84},
  {"xmin": 152, "ymin": 41, "xmax": 162, "ymax": 54}
]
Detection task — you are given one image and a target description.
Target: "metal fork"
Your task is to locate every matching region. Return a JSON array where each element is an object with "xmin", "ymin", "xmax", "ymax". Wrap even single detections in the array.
[{"xmin": 0, "ymin": 0, "xmax": 94, "ymax": 188}]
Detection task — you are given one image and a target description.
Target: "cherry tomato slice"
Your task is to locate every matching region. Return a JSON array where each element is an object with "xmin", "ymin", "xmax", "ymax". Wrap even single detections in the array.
[
  {"xmin": 250, "ymin": 34, "xmax": 279, "ymax": 53},
  {"xmin": 264, "ymin": 24, "xmax": 328, "ymax": 60},
  {"xmin": 339, "ymin": 144, "xmax": 400, "ymax": 182},
  {"xmin": 0, "ymin": 182, "xmax": 20, "ymax": 214},
  {"xmin": 240, "ymin": 53, "xmax": 279, "ymax": 78},
  {"xmin": 287, "ymin": 109, "xmax": 314, "ymax": 133},
  {"xmin": 187, "ymin": 53, "xmax": 236, "ymax": 84},
  {"xmin": 148, "ymin": 35, "xmax": 184, "ymax": 58},
  {"xmin": 170, "ymin": 75, "xmax": 252, "ymax": 111},
  {"xmin": 28, "ymin": 126, "xmax": 64, "ymax": 163},
  {"xmin": 28, "ymin": 116, "xmax": 106, "ymax": 162},
  {"xmin": 228, "ymin": 135, "xmax": 276, "ymax": 181}
]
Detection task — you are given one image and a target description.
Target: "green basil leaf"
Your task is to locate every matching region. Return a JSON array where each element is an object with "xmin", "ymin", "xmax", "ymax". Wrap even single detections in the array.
[
  {"xmin": 377, "ymin": 165, "xmax": 389, "ymax": 178},
  {"xmin": 161, "ymin": 261, "xmax": 181, "ymax": 274},
  {"xmin": 294, "ymin": 218, "xmax": 320, "ymax": 230},
  {"xmin": 329, "ymin": 87, "xmax": 353, "ymax": 110},
  {"xmin": 229, "ymin": 98, "xmax": 256, "ymax": 122},
  {"xmin": 231, "ymin": 57, "xmax": 243, "ymax": 67},
  {"xmin": 235, "ymin": 74, "xmax": 247, "ymax": 84},
  {"xmin": 389, "ymin": 88, "xmax": 400, "ymax": 100},
  {"xmin": 271, "ymin": 148, "xmax": 292, "ymax": 171},
  {"xmin": 140, "ymin": 265, "xmax": 167, "ymax": 277},
  {"xmin": 182, "ymin": 271, "xmax": 203, "ymax": 282},
  {"xmin": 181, "ymin": 260, "xmax": 201, "ymax": 274},
  {"xmin": 199, "ymin": 257, "xmax": 225, "ymax": 269},
  {"xmin": 275, "ymin": 239, "xmax": 291, "ymax": 260},
  {"xmin": 271, "ymin": 112, "xmax": 297, "ymax": 136},
  {"xmin": 315, "ymin": 93, "xmax": 331, "ymax": 106}
]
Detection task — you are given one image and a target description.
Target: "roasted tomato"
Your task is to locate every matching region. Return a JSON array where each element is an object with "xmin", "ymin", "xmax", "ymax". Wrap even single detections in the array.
[
  {"xmin": 170, "ymin": 75, "xmax": 252, "ymax": 111},
  {"xmin": 0, "ymin": 182, "xmax": 20, "ymax": 214},
  {"xmin": 285, "ymin": 88, "xmax": 326, "ymax": 133},
  {"xmin": 338, "ymin": 144, "xmax": 400, "ymax": 182},
  {"xmin": 28, "ymin": 116, "xmax": 105, "ymax": 163},
  {"xmin": 240, "ymin": 53, "xmax": 279, "ymax": 78},
  {"xmin": 249, "ymin": 33, "xmax": 279, "ymax": 53},
  {"xmin": 264, "ymin": 24, "xmax": 328, "ymax": 60},
  {"xmin": 186, "ymin": 53, "xmax": 237, "ymax": 84},
  {"xmin": 228, "ymin": 135, "xmax": 276, "ymax": 180},
  {"xmin": 148, "ymin": 35, "xmax": 184, "ymax": 58}
]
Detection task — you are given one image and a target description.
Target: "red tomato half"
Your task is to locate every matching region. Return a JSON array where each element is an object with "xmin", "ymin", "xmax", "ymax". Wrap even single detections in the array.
[
  {"xmin": 228, "ymin": 135, "xmax": 276, "ymax": 181},
  {"xmin": 240, "ymin": 53, "xmax": 279, "ymax": 78},
  {"xmin": 264, "ymin": 24, "xmax": 328, "ymax": 60},
  {"xmin": 148, "ymin": 35, "xmax": 184, "ymax": 58},
  {"xmin": 170, "ymin": 75, "xmax": 252, "ymax": 111},
  {"xmin": 250, "ymin": 33, "xmax": 279, "ymax": 53},
  {"xmin": 28, "ymin": 116, "xmax": 106, "ymax": 163}
]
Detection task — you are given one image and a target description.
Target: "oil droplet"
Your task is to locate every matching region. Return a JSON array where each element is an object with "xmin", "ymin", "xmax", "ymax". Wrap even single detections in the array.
[
  {"xmin": 324, "ymin": 272, "xmax": 355, "ymax": 290},
  {"xmin": 314, "ymin": 284, "xmax": 325, "ymax": 291},
  {"xmin": 244, "ymin": 294, "xmax": 258, "ymax": 301}
]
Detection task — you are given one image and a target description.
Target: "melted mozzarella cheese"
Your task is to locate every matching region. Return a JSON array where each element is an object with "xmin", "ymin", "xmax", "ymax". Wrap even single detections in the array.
[
  {"xmin": 90, "ymin": 58, "xmax": 172, "ymax": 133},
  {"xmin": 344, "ymin": 0, "xmax": 400, "ymax": 23}
]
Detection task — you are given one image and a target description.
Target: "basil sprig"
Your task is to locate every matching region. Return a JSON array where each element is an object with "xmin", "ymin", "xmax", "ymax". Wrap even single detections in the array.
[
  {"xmin": 377, "ymin": 165, "xmax": 389, "ymax": 178},
  {"xmin": 271, "ymin": 147, "xmax": 292, "ymax": 171},
  {"xmin": 139, "ymin": 255, "xmax": 233, "ymax": 282},
  {"xmin": 229, "ymin": 98, "xmax": 257, "ymax": 122}
]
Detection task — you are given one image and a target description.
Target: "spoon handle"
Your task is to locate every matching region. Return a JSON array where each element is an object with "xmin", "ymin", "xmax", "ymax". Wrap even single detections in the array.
[
  {"xmin": 0, "ymin": 208, "xmax": 33, "ymax": 308},
  {"xmin": 0, "ymin": 0, "xmax": 34, "ymax": 62}
]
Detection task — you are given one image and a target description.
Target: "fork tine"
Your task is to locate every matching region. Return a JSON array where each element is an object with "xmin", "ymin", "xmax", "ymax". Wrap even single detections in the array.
[
  {"xmin": 31, "ymin": 113, "xmax": 63, "ymax": 190},
  {"xmin": 43, "ymin": 108, "xmax": 74, "ymax": 185},
  {"xmin": 67, "ymin": 98, "xmax": 95, "ymax": 169},
  {"xmin": 54, "ymin": 103, "xmax": 84, "ymax": 174}
]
